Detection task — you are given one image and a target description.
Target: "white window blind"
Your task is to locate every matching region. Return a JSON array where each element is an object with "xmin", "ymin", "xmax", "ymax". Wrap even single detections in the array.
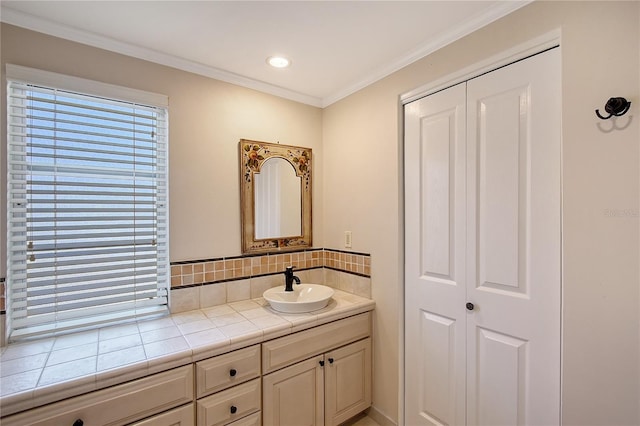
[{"xmin": 6, "ymin": 66, "xmax": 169, "ymax": 340}]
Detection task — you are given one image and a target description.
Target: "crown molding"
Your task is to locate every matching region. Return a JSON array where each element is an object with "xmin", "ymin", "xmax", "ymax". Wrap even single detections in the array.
[
  {"xmin": 320, "ymin": 0, "xmax": 532, "ymax": 107},
  {"xmin": 2, "ymin": 2, "xmax": 530, "ymax": 109},
  {"xmin": 0, "ymin": 6, "xmax": 323, "ymax": 107}
]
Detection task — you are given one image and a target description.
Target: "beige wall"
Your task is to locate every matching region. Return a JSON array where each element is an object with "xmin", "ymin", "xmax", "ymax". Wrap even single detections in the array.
[
  {"xmin": 1, "ymin": 1, "xmax": 639, "ymax": 424},
  {"xmin": 323, "ymin": 1, "xmax": 639, "ymax": 424},
  {"xmin": 0, "ymin": 23, "xmax": 324, "ymax": 271}
]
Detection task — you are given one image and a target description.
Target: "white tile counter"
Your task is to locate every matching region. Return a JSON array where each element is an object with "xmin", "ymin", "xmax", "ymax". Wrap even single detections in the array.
[{"xmin": 0, "ymin": 290, "xmax": 374, "ymax": 417}]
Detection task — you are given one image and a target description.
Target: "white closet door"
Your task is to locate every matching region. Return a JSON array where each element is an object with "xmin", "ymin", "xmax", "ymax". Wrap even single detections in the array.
[
  {"xmin": 404, "ymin": 47, "xmax": 561, "ymax": 426},
  {"xmin": 404, "ymin": 82, "xmax": 467, "ymax": 426},
  {"xmin": 465, "ymin": 48, "xmax": 561, "ymax": 426}
]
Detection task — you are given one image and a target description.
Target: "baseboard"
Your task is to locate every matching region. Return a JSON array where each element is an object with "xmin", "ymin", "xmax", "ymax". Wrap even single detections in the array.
[{"xmin": 367, "ymin": 405, "xmax": 397, "ymax": 426}]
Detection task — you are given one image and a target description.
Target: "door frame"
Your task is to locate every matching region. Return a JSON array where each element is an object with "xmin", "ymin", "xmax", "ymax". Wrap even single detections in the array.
[{"xmin": 399, "ymin": 28, "xmax": 563, "ymax": 426}]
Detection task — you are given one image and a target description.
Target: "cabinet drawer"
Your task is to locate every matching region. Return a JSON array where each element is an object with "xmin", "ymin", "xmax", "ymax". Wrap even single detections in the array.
[
  {"xmin": 196, "ymin": 378, "xmax": 261, "ymax": 426},
  {"xmin": 196, "ymin": 344, "xmax": 261, "ymax": 398},
  {"xmin": 2, "ymin": 365, "xmax": 194, "ymax": 426},
  {"xmin": 228, "ymin": 411, "xmax": 261, "ymax": 426},
  {"xmin": 129, "ymin": 403, "xmax": 195, "ymax": 426},
  {"xmin": 262, "ymin": 312, "xmax": 371, "ymax": 374}
]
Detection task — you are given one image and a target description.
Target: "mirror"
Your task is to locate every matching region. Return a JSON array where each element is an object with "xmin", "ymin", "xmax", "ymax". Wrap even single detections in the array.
[
  {"xmin": 254, "ymin": 158, "xmax": 302, "ymax": 239},
  {"xmin": 240, "ymin": 139, "xmax": 312, "ymax": 253}
]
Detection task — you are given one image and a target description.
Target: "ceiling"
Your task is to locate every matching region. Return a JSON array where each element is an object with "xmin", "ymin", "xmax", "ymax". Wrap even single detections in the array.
[{"xmin": 0, "ymin": 1, "xmax": 529, "ymax": 107}]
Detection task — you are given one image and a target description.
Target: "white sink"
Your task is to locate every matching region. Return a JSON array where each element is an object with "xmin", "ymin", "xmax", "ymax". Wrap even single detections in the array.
[{"xmin": 263, "ymin": 284, "xmax": 334, "ymax": 313}]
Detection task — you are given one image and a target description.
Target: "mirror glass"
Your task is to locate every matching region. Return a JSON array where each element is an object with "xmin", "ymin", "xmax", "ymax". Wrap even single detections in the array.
[
  {"xmin": 254, "ymin": 158, "xmax": 302, "ymax": 239},
  {"xmin": 240, "ymin": 139, "xmax": 312, "ymax": 254}
]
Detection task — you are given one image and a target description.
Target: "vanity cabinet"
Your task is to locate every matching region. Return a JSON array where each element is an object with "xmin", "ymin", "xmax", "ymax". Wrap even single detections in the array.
[
  {"xmin": 0, "ymin": 311, "xmax": 372, "ymax": 426},
  {"xmin": 262, "ymin": 313, "xmax": 372, "ymax": 426}
]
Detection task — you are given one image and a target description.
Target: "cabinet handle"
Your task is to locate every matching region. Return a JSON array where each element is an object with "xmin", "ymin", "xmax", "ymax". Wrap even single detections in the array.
[
  {"xmin": 73, "ymin": 420, "xmax": 84, "ymax": 426},
  {"xmin": 229, "ymin": 368, "xmax": 237, "ymax": 377},
  {"xmin": 466, "ymin": 302, "xmax": 475, "ymax": 311},
  {"xmin": 230, "ymin": 405, "xmax": 238, "ymax": 414},
  {"xmin": 328, "ymin": 357, "xmax": 334, "ymax": 364},
  {"xmin": 319, "ymin": 360, "xmax": 325, "ymax": 367}
]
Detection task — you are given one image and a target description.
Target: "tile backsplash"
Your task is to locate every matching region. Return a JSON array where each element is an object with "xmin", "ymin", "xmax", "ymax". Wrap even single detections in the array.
[
  {"xmin": 168, "ymin": 248, "xmax": 371, "ymax": 313},
  {"xmin": 170, "ymin": 248, "xmax": 370, "ymax": 288}
]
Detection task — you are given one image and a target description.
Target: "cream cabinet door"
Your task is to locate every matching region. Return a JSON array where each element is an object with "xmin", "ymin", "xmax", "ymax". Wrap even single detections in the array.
[
  {"xmin": 324, "ymin": 338, "xmax": 372, "ymax": 426},
  {"xmin": 262, "ymin": 355, "xmax": 324, "ymax": 426}
]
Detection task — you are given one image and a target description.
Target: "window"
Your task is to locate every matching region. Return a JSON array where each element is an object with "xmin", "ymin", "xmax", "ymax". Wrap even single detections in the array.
[{"xmin": 6, "ymin": 65, "xmax": 169, "ymax": 341}]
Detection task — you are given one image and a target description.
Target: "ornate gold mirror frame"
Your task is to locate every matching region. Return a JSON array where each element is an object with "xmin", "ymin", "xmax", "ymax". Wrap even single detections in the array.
[{"xmin": 240, "ymin": 139, "xmax": 312, "ymax": 254}]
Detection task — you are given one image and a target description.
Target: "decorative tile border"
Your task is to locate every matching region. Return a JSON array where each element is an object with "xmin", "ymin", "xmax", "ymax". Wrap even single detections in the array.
[
  {"xmin": 170, "ymin": 248, "xmax": 370, "ymax": 289},
  {"xmin": 323, "ymin": 249, "xmax": 371, "ymax": 277}
]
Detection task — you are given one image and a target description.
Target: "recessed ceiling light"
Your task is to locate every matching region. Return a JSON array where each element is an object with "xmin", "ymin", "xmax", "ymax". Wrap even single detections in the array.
[{"xmin": 267, "ymin": 56, "xmax": 290, "ymax": 68}]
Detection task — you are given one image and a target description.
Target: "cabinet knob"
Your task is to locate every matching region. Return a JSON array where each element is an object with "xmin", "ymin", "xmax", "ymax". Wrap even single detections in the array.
[
  {"xmin": 466, "ymin": 302, "xmax": 475, "ymax": 311},
  {"xmin": 328, "ymin": 357, "xmax": 334, "ymax": 364},
  {"xmin": 230, "ymin": 405, "xmax": 238, "ymax": 414},
  {"xmin": 319, "ymin": 360, "xmax": 325, "ymax": 367},
  {"xmin": 229, "ymin": 368, "xmax": 237, "ymax": 377},
  {"xmin": 73, "ymin": 420, "xmax": 84, "ymax": 426}
]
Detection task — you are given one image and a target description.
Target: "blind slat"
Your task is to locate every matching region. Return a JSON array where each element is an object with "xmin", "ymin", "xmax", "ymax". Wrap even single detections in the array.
[
  {"xmin": 28, "ymin": 280, "xmax": 160, "ymax": 298},
  {"xmin": 27, "ymin": 131, "xmax": 160, "ymax": 148},
  {"xmin": 24, "ymin": 253, "xmax": 158, "ymax": 270},
  {"xmin": 27, "ymin": 240, "xmax": 157, "ymax": 252},
  {"xmin": 27, "ymin": 142, "xmax": 158, "ymax": 159},
  {"xmin": 29, "ymin": 223, "xmax": 157, "ymax": 232},
  {"xmin": 29, "ymin": 180, "xmax": 156, "ymax": 190},
  {"xmin": 22, "ymin": 245, "xmax": 159, "ymax": 261},
  {"xmin": 27, "ymin": 291, "xmax": 165, "ymax": 316},
  {"xmin": 26, "ymin": 113, "xmax": 156, "ymax": 136},
  {"xmin": 28, "ymin": 198, "xmax": 156, "ymax": 205},
  {"xmin": 28, "ymin": 262, "xmax": 159, "ymax": 281}
]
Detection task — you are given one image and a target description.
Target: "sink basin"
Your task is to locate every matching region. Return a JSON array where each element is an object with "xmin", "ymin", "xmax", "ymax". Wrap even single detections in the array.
[{"xmin": 263, "ymin": 284, "xmax": 334, "ymax": 313}]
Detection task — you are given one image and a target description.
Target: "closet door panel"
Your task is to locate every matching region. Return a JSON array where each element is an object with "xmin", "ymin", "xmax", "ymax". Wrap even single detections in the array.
[
  {"xmin": 474, "ymin": 86, "xmax": 529, "ymax": 294},
  {"xmin": 466, "ymin": 48, "xmax": 561, "ymax": 426},
  {"xmin": 475, "ymin": 327, "xmax": 527, "ymax": 425},
  {"xmin": 404, "ymin": 83, "xmax": 467, "ymax": 426}
]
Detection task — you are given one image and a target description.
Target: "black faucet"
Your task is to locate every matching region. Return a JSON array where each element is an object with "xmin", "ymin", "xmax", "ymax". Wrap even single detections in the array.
[{"xmin": 284, "ymin": 266, "xmax": 301, "ymax": 292}]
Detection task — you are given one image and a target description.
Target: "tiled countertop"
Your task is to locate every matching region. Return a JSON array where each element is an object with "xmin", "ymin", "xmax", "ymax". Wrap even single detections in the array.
[{"xmin": 0, "ymin": 290, "xmax": 374, "ymax": 417}]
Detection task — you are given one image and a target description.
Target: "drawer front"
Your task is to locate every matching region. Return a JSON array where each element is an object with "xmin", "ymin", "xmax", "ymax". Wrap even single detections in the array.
[
  {"xmin": 129, "ymin": 403, "xmax": 195, "ymax": 426},
  {"xmin": 2, "ymin": 365, "xmax": 194, "ymax": 426},
  {"xmin": 196, "ymin": 344, "xmax": 261, "ymax": 398},
  {"xmin": 227, "ymin": 411, "xmax": 261, "ymax": 426},
  {"xmin": 196, "ymin": 378, "xmax": 261, "ymax": 426},
  {"xmin": 262, "ymin": 312, "xmax": 371, "ymax": 373}
]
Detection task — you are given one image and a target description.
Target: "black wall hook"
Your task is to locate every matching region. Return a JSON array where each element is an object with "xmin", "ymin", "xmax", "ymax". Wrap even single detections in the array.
[{"xmin": 595, "ymin": 97, "xmax": 631, "ymax": 120}]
